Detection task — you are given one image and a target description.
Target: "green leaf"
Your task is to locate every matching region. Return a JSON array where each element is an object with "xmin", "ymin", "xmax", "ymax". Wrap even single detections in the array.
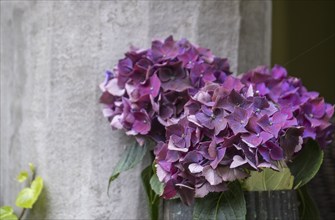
[
  {"xmin": 16, "ymin": 171, "xmax": 29, "ymax": 183},
  {"xmin": 107, "ymin": 140, "xmax": 148, "ymax": 194},
  {"xmin": 0, "ymin": 206, "xmax": 13, "ymax": 216},
  {"xmin": 297, "ymin": 185, "xmax": 320, "ymax": 220},
  {"xmin": 141, "ymin": 165, "xmax": 160, "ymax": 220},
  {"xmin": 193, "ymin": 181, "xmax": 246, "ymax": 220},
  {"xmin": 288, "ymin": 140, "xmax": 323, "ymax": 189},
  {"xmin": 0, "ymin": 206, "xmax": 18, "ymax": 220},
  {"xmin": 15, "ymin": 176, "xmax": 44, "ymax": 209},
  {"xmin": 242, "ymin": 167, "xmax": 294, "ymax": 191},
  {"xmin": 150, "ymin": 173, "xmax": 164, "ymax": 196},
  {"xmin": 29, "ymin": 163, "xmax": 35, "ymax": 173}
]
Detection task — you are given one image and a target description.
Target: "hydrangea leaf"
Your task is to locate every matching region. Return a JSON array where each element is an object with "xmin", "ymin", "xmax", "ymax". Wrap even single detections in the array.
[
  {"xmin": 108, "ymin": 140, "xmax": 148, "ymax": 194},
  {"xmin": 193, "ymin": 181, "xmax": 246, "ymax": 220},
  {"xmin": 0, "ymin": 206, "xmax": 18, "ymax": 220},
  {"xmin": 288, "ymin": 140, "xmax": 323, "ymax": 189},
  {"xmin": 150, "ymin": 173, "xmax": 164, "ymax": 196},
  {"xmin": 15, "ymin": 176, "xmax": 43, "ymax": 208},
  {"xmin": 297, "ymin": 185, "xmax": 320, "ymax": 220},
  {"xmin": 16, "ymin": 171, "xmax": 29, "ymax": 183},
  {"xmin": 242, "ymin": 167, "xmax": 294, "ymax": 191},
  {"xmin": 141, "ymin": 165, "xmax": 160, "ymax": 220}
]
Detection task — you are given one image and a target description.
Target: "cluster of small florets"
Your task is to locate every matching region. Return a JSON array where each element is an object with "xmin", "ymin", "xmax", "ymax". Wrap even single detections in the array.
[
  {"xmin": 100, "ymin": 37, "xmax": 334, "ymax": 206},
  {"xmin": 99, "ymin": 36, "xmax": 231, "ymax": 142},
  {"xmin": 241, "ymin": 65, "xmax": 334, "ymax": 147},
  {"xmin": 154, "ymin": 65, "xmax": 334, "ymax": 205}
]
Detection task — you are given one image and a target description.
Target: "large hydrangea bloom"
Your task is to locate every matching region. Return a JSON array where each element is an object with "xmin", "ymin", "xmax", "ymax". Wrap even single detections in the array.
[
  {"xmin": 99, "ymin": 36, "xmax": 231, "ymax": 142},
  {"xmin": 155, "ymin": 66, "xmax": 334, "ymax": 205}
]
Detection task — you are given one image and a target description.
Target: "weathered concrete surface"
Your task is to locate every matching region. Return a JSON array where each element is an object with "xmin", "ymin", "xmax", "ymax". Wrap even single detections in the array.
[{"xmin": 0, "ymin": 0, "xmax": 271, "ymax": 219}]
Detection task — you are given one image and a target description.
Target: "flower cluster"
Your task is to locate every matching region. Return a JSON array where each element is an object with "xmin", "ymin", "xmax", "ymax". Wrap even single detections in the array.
[
  {"xmin": 99, "ymin": 36, "xmax": 231, "ymax": 142},
  {"xmin": 100, "ymin": 36, "xmax": 334, "ymax": 206},
  {"xmin": 155, "ymin": 65, "xmax": 334, "ymax": 205},
  {"xmin": 241, "ymin": 65, "xmax": 334, "ymax": 147}
]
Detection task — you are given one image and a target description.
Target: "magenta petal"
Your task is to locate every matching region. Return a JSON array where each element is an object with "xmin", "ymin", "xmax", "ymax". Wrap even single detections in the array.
[
  {"xmin": 269, "ymin": 144, "xmax": 283, "ymax": 161},
  {"xmin": 210, "ymin": 148, "xmax": 226, "ymax": 169},
  {"xmin": 271, "ymin": 65, "xmax": 287, "ymax": 79},
  {"xmin": 325, "ymin": 104, "xmax": 334, "ymax": 118},
  {"xmin": 230, "ymin": 155, "xmax": 248, "ymax": 168},
  {"xmin": 260, "ymin": 131, "xmax": 273, "ymax": 143},
  {"xmin": 242, "ymin": 134, "xmax": 262, "ymax": 148},
  {"xmin": 149, "ymin": 73, "xmax": 161, "ymax": 97},
  {"xmin": 195, "ymin": 183, "xmax": 210, "ymax": 198},
  {"xmin": 217, "ymin": 166, "xmax": 248, "ymax": 181},
  {"xmin": 189, "ymin": 163, "xmax": 204, "ymax": 173},
  {"xmin": 162, "ymin": 180, "xmax": 177, "ymax": 199},
  {"xmin": 222, "ymin": 76, "xmax": 245, "ymax": 93},
  {"xmin": 132, "ymin": 112, "xmax": 151, "ymax": 134},
  {"xmin": 156, "ymin": 164, "xmax": 168, "ymax": 182},
  {"xmin": 175, "ymin": 184, "xmax": 195, "ymax": 206},
  {"xmin": 195, "ymin": 112, "xmax": 214, "ymax": 129},
  {"xmin": 258, "ymin": 146, "xmax": 270, "ymax": 162},
  {"xmin": 202, "ymin": 166, "xmax": 223, "ymax": 185}
]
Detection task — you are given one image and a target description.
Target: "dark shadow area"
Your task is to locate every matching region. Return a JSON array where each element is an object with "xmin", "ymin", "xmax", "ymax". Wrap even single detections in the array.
[
  {"xmin": 26, "ymin": 184, "xmax": 49, "ymax": 220},
  {"xmin": 272, "ymin": 0, "xmax": 335, "ymax": 103},
  {"xmin": 272, "ymin": 1, "xmax": 335, "ymax": 219}
]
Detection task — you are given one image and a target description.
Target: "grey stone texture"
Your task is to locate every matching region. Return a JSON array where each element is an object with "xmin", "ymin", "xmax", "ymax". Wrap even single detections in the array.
[{"xmin": 0, "ymin": 0, "xmax": 271, "ymax": 219}]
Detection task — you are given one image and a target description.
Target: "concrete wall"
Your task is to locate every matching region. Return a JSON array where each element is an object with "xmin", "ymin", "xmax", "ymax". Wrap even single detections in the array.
[{"xmin": 0, "ymin": 1, "xmax": 271, "ymax": 219}]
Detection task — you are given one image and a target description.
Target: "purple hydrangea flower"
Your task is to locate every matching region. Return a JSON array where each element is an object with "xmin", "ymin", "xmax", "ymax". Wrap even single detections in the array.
[
  {"xmin": 241, "ymin": 65, "xmax": 334, "ymax": 147},
  {"xmin": 100, "ymin": 36, "xmax": 232, "ymax": 138},
  {"xmin": 154, "ymin": 65, "xmax": 334, "ymax": 204},
  {"xmin": 100, "ymin": 37, "xmax": 333, "ymax": 206}
]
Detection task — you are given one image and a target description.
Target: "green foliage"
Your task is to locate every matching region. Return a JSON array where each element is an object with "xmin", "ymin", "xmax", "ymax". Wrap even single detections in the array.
[
  {"xmin": 297, "ymin": 185, "xmax": 320, "ymax": 220},
  {"xmin": 149, "ymin": 172, "xmax": 164, "ymax": 196},
  {"xmin": 141, "ymin": 165, "xmax": 160, "ymax": 220},
  {"xmin": 193, "ymin": 181, "xmax": 246, "ymax": 220},
  {"xmin": 242, "ymin": 167, "xmax": 294, "ymax": 191},
  {"xmin": 107, "ymin": 140, "xmax": 148, "ymax": 194},
  {"xmin": 0, "ymin": 206, "xmax": 18, "ymax": 220},
  {"xmin": 16, "ymin": 171, "xmax": 29, "ymax": 183},
  {"xmin": 15, "ymin": 176, "xmax": 43, "ymax": 209},
  {"xmin": 1, "ymin": 163, "xmax": 43, "ymax": 220},
  {"xmin": 288, "ymin": 140, "xmax": 324, "ymax": 189}
]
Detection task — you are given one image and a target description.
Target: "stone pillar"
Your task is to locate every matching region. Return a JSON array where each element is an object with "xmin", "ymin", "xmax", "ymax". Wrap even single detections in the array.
[{"xmin": 0, "ymin": 0, "xmax": 271, "ymax": 219}]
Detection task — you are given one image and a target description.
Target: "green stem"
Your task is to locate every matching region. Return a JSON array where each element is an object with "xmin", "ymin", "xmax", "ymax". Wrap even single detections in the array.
[{"xmin": 18, "ymin": 208, "xmax": 26, "ymax": 220}]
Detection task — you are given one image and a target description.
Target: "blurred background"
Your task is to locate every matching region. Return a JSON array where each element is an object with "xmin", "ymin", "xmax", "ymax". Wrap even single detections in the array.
[
  {"xmin": 272, "ymin": 0, "xmax": 335, "ymax": 103},
  {"xmin": 272, "ymin": 1, "xmax": 335, "ymax": 219}
]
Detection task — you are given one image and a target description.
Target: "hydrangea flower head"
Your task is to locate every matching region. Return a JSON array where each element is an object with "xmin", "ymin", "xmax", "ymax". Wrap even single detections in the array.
[
  {"xmin": 99, "ymin": 36, "xmax": 232, "ymax": 141},
  {"xmin": 155, "ymin": 65, "xmax": 334, "ymax": 205}
]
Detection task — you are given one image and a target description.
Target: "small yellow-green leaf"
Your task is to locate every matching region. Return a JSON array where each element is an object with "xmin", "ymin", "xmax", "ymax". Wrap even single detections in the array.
[
  {"xmin": 242, "ymin": 167, "xmax": 294, "ymax": 191},
  {"xmin": 1, "ymin": 214, "xmax": 18, "ymax": 220},
  {"xmin": 16, "ymin": 171, "xmax": 29, "ymax": 183},
  {"xmin": 15, "ymin": 188, "xmax": 34, "ymax": 208},
  {"xmin": 0, "ymin": 206, "xmax": 18, "ymax": 220},
  {"xmin": 0, "ymin": 206, "xmax": 17, "ymax": 220},
  {"xmin": 15, "ymin": 176, "xmax": 43, "ymax": 209},
  {"xmin": 29, "ymin": 163, "xmax": 35, "ymax": 173}
]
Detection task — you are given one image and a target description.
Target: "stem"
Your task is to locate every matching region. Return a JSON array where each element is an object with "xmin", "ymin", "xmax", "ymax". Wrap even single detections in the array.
[
  {"xmin": 18, "ymin": 168, "xmax": 37, "ymax": 220},
  {"xmin": 18, "ymin": 208, "xmax": 27, "ymax": 220}
]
